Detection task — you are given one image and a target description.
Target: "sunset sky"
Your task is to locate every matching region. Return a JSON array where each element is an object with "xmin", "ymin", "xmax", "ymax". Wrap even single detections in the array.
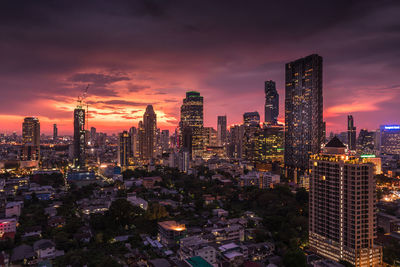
[{"xmin": 1, "ymin": 0, "xmax": 399, "ymax": 135}]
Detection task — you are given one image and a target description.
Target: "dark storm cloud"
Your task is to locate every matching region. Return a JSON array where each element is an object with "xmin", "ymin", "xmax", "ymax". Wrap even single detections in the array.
[{"xmin": 0, "ymin": 0, "xmax": 399, "ymax": 132}]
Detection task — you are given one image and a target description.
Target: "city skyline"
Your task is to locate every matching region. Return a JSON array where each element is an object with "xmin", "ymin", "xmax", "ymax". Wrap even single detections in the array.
[{"xmin": 1, "ymin": 1, "xmax": 400, "ymax": 135}]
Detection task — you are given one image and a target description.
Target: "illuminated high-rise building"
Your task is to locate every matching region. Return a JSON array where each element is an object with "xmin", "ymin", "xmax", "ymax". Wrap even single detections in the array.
[
  {"xmin": 22, "ymin": 117, "xmax": 40, "ymax": 160},
  {"xmin": 129, "ymin": 127, "xmax": 139, "ymax": 158},
  {"xmin": 53, "ymin": 124, "xmax": 58, "ymax": 140},
  {"xmin": 180, "ymin": 91, "xmax": 204, "ymax": 158},
  {"xmin": 217, "ymin": 115, "xmax": 227, "ymax": 146},
  {"xmin": 138, "ymin": 121, "xmax": 145, "ymax": 158},
  {"xmin": 257, "ymin": 124, "xmax": 284, "ymax": 163},
  {"xmin": 264, "ymin": 80, "xmax": 279, "ymax": 124},
  {"xmin": 347, "ymin": 115, "xmax": 356, "ymax": 150},
  {"xmin": 143, "ymin": 105, "xmax": 157, "ymax": 160},
  {"xmin": 90, "ymin": 127, "xmax": 96, "ymax": 146},
  {"xmin": 204, "ymin": 127, "xmax": 217, "ymax": 147},
  {"xmin": 243, "ymin": 112, "xmax": 260, "ymax": 127},
  {"xmin": 161, "ymin": 130, "xmax": 170, "ymax": 153},
  {"xmin": 358, "ymin": 129, "xmax": 375, "ymax": 155},
  {"xmin": 309, "ymin": 137, "xmax": 382, "ymax": 267},
  {"xmin": 379, "ymin": 125, "xmax": 400, "ymax": 155},
  {"xmin": 73, "ymin": 106, "xmax": 86, "ymax": 168},
  {"xmin": 228, "ymin": 125, "xmax": 244, "ymax": 159},
  {"xmin": 284, "ymin": 54, "xmax": 323, "ymax": 180},
  {"xmin": 118, "ymin": 130, "xmax": 132, "ymax": 167}
]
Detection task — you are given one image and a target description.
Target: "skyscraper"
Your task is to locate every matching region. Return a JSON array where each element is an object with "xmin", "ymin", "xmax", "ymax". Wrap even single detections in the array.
[
  {"xmin": 379, "ymin": 125, "xmax": 400, "ymax": 155},
  {"xmin": 358, "ymin": 129, "xmax": 375, "ymax": 155},
  {"xmin": 347, "ymin": 115, "xmax": 356, "ymax": 150},
  {"xmin": 73, "ymin": 106, "xmax": 86, "ymax": 168},
  {"xmin": 309, "ymin": 137, "xmax": 382, "ymax": 266},
  {"xmin": 243, "ymin": 111, "xmax": 260, "ymax": 127},
  {"xmin": 53, "ymin": 124, "xmax": 58, "ymax": 140},
  {"xmin": 180, "ymin": 91, "xmax": 204, "ymax": 159},
  {"xmin": 130, "ymin": 126, "xmax": 139, "ymax": 158},
  {"xmin": 90, "ymin": 127, "xmax": 96, "ymax": 146},
  {"xmin": 22, "ymin": 117, "xmax": 40, "ymax": 160},
  {"xmin": 143, "ymin": 105, "xmax": 157, "ymax": 160},
  {"xmin": 217, "ymin": 115, "xmax": 227, "ymax": 146},
  {"xmin": 284, "ymin": 54, "xmax": 323, "ymax": 180},
  {"xmin": 118, "ymin": 130, "xmax": 132, "ymax": 167},
  {"xmin": 264, "ymin": 80, "xmax": 279, "ymax": 124},
  {"xmin": 161, "ymin": 129, "xmax": 170, "ymax": 152}
]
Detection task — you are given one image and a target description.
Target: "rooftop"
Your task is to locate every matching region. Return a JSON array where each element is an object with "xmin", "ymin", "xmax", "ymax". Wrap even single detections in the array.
[
  {"xmin": 185, "ymin": 256, "xmax": 213, "ymax": 267},
  {"xmin": 158, "ymin": 221, "xmax": 186, "ymax": 231}
]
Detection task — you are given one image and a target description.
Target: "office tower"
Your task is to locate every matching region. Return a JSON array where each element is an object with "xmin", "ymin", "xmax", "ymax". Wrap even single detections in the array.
[
  {"xmin": 90, "ymin": 127, "xmax": 96, "ymax": 146},
  {"xmin": 347, "ymin": 115, "xmax": 357, "ymax": 150},
  {"xmin": 264, "ymin": 80, "xmax": 279, "ymax": 124},
  {"xmin": 243, "ymin": 112, "xmax": 260, "ymax": 127},
  {"xmin": 217, "ymin": 115, "xmax": 227, "ymax": 146},
  {"xmin": 138, "ymin": 121, "xmax": 145, "ymax": 158},
  {"xmin": 257, "ymin": 124, "xmax": 284, "ymax": 163},
  {"xmin": 118, "ymin": 130, "xmax": 132, "ymax": 167},
  {"xmin": 285, "ymin": 54, "xmax": 323, "ymax": 180},
  {"xmin": 228, "ymin": 125, "xmax": 244, "ymax": 159},
  {"xmin": 130, "ymin": 127, "xmax": 139, "ymax": 158},
  {"xmin": 309, "ymin": 137, "xmax": 382, "ymax": 266},
  {"xmin": 358, "ymin": 129, "xmax": 375, "ymax": 155},
  {"xmin": 204, "ymin": 127, "xmax": 217, "ymax": 147},
  {"xmin": 22, "ymin": 117, "xmax": 40, "ymax": 160},
  {"xmin": 73, "ymin": 105, "xmax": 86, "ymax": 168},
  {"xmin": 161, "ymin": 130, "xmax": 170, "ymax": 152},
  {"xmin": 142, "ymin": 105, "xmax": 157, "ymax": 160},
  {"xmin": 379, "ymin": 125, "xmax": 400, "ymax": 155},
  {"xmin": 179, "ymin": 91, "xmax": 204, "ymax": 159},
  {"xmin": 243, "ymin": 112, "xmax": 261, "ymax": 163},
  {"xmin": 53, "ymin": 124, "xmax": 58, "ymax": 140}
]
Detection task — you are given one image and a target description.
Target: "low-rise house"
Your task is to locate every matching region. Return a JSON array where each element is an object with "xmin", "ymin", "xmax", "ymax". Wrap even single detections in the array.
[
  {"xmin": 127, "ymin": 193, "xmax": 148, "ymax": 210},
  {"xmin": 23, "ymin": 226, "xmax": 42, "ymax": 239},
  {"xmin": 10, "ymin": 244, "xmax": 36, "ymax": 264},
  {"xmin": 211, "ymin": 224, "xmax": 244, "ymax": 242},
  {"xmin": 142, "ymin": 176, "xmax": 162, "ymax": 189},
  {"xmin": 158, "ymin": 221, "xmax": 187, "ymax": 247},
  {"xmin": 5, "ymin": 201, "xmax": 23, "ymax": 218},
  {"xmin": 178, "ymin": 236, "xmax": 216, "ymax": 265},
  {"xmin": 0, "ymin": 218, "xmax": 17, "ymax": 240},
  {"xmin": 48, "ymin": 216, "xmax": 65, "ymax": 228},
  {"xmin": 33, "ymin": 239, "xmax": 56, "ymax": 259},
  {"xmin": 239, "ymin": 171, "xmax": 280, "ymax": 189},
  {"xmin": 212, "ymin": 208, "xmax": 229, "ymax": 218}
]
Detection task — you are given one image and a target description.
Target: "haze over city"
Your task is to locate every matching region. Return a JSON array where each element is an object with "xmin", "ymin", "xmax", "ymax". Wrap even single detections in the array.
[{"xmin": 1, "ymin": 0, "xmax": 400, "ymax": 134}]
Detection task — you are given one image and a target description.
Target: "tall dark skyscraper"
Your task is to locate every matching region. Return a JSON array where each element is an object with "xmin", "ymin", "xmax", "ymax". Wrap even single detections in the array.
[
  {"xmin": 264, "ymin": 80, "xmax": 279, "ymax": 124},
  {"xmin": 358, "ymin": 129, "xmax": 375, "ymax": 154},
  {"xmin": 53, "ymin": 124, "xmax": 58, "ymax": 140},
  {"xmin": 309, "ymin": 137, "xmax": 382, "ymax": 266},
  {"xmin": 22, "ymin": 117, "xmax": 40, "ymax": 160},
  {"xmin": 284, "ymin": 54, "xmax": 323, "ymax": 180},
  {"xmin": 161, "ymin": 129, "xmax": 170, "ymax": 152},
  {"xmin": 347, "ymin": 115, "xmax": 356, "ymax": 150},
  {"xmin": 217, "ymin": 115, "xmax": 227, "ymax": 146},
  {"xmin": 118, "ymin": 130, "xmax": 132, "ymax": 167},
  {"xmin": 143, "ymin": 105, "xmax": 157, "ymax": 160},
  {"xmin": 73, "ymin": 105, "xmax": 86, "ymax": 168},
  {"xmin": 180, "ymin": 91, "xmax": 204, "ymax": 158}
]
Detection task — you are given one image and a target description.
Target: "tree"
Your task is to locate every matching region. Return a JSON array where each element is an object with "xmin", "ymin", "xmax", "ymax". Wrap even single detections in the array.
[{"xmin": 282, "ymin": 249, "xmax": 307, "ymax": 267}]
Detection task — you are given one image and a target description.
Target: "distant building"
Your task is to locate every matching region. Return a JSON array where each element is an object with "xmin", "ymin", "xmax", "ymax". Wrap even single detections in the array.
[
  {"xmin": 243, "ymin": 112, "xmax": 260, "ymax": 127},
  {"xmin": 161, "ymin": 129, "xmax": 170, "ymax": 152},
  {"xmin": 53, "ymin": 124, "xmax": 58, "ymax": 140},
  {"xmin": 158, "ymin": 221, "xmax": 187, "ymax": 247},
  {"xmin": 73, "ymin": 105, "xmax": 86, "ymax": 169},
  {"xmin": 143, "ymin": 105, "xmax": 157, "ymax": 160},
  {"xmin": 347, "ymin": 115, "xmax": 356, "ymax": 150},
  {"xmin": 358, "ymin": 129, "xmax": 375, "ymax": 154},
  {"xmin": 257, "ymin": 124, "xmax": 284, "ymax": 163},
  {"xmin": 309, "ymin": 137, "xmax": 382, "ymax": 267},
  {"xmin": 179, "ymin": 236, "xmax": 216, "ymax": 265},
  {"xmin": 118, "ymin": 130, "xmax": 132, "ymax": 167},
  {"xmin": 264, "ymin": 80, "xmax": 279, "ymax": 124},
  {"xmin": 217, "ymin": 115, "xmax": 227, "ymax": 146},
  {"xmin": 380, "ymin": 125, "xmax": 400, "ymax": 155},
  {"xmin": 22, "ymin": 117, "xmax": 40, "ymax": 160},
  {"xmin": 0, "ymin": 218, "xmax": 17, "ymax": 240},
  {"xmin": 285, "ymin": 54, "xmax": 324, "ymax": 180},
  {"xmin": 239, "ymin": 171, "xmax": 280, "ymax": 189},
  {"xmin": 5, "ymin": 202, "xmax": 22, "ymax": 218}
]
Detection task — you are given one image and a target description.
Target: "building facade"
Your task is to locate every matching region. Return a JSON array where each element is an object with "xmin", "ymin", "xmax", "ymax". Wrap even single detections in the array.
[
  {"xmin": 264, "ymin": 80, "xmax": 279, "ymax": 124},
  {"xmin": 180, "ymin": 91, "xmax": 204, "ymax": 159},
  {"xmin": 142, "ymin": 105, "xmax": 157, "ymax": 160},
  {"xmin": 22, "ymin": 117, "xmax": 40, "ymax": 160},
  {"xmin": 380, "ymin": 125, "xmax": 400, "ymax": 155},
  {"xmin": 217, "ymin": 115, "xmax": 227, "ymax": 146},
  {"xmin": 347, "ymin": 115, "xmax": 356, "ymax": 151},
  {"xmin": 285, "ymin": 54, "xmax": 324, "ymax": 180},
  {"xmin": 309, "ymin": 137, "xmax": 382, "ymax": 267},
  {"xmin": 118, "ymin": 131, "xmax": 132, "ymax": 167},
  {"xmin": 73, "ymin": 107, "xmax": 86, "ymax": 168}
]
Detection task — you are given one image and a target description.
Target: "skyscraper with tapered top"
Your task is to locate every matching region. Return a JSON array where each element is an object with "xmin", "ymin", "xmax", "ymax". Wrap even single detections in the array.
[
  {"xmin": 264, "ymin": 80, "xmax": 279, "ymax": 124},
  {"xmin": 347, "ymin": 115, "xmax": 356, "ymax": 150},
  {"xmin": 284, "ymin": 54, "xmax": 323, "ymax": 180}
]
